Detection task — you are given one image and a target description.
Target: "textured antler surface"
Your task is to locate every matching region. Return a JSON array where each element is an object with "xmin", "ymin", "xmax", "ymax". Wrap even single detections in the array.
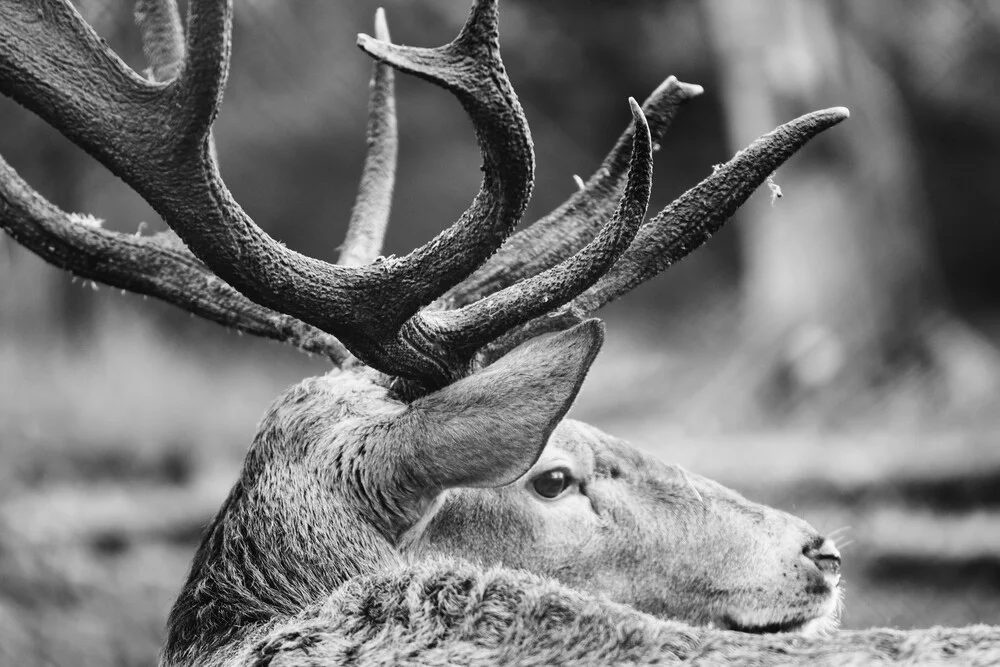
[
  {"xmin": 423, "ymin": 98, "xmax": 654, "ymax": 352},
  {"xmin": 488, "ymin": 106, "xmax": 850, "ymax": 357},
  {"xmin": 0, "ymin": 0, "xmax": 532, "ymax": 384},
  {"xmin": 135, "ymin": 0, "xmax": 185, "ymax": 82},
  {"xmin": 338, "ymin": 8, "xmax": 397, "ymax": 268},
  {"xmin": 0, "ymin": 0, "xmax": 848, "ymax": 392},
  {"xmin": 444, "ymin": 76, "xmax": 704, "ymax": 309},
  {"xmin": 0, "ymin": 157, "xmax": 348, "ymax": 360}
]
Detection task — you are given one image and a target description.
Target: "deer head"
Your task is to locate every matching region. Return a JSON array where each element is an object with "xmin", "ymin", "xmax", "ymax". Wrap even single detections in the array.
[{"xmin": 0, "ymin": 0, "xmax": 848, "ymax": 665}]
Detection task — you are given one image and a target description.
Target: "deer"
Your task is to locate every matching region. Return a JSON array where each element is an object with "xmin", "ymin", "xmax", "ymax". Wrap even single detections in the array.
[{"xmin": 1, "ymin": 0, "xmax": 998, "ymax": 665}]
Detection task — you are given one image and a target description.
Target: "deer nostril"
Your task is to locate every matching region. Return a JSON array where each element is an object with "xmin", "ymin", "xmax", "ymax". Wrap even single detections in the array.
[{"xmin": 803, "ymin": 538, "xmax": 842, "ymax": 577}]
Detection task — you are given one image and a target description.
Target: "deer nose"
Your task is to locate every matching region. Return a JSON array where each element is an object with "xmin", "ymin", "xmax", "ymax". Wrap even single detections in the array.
[{"xmin": 804, "ymin": 537, "xmax": 842, "ymax": 584}]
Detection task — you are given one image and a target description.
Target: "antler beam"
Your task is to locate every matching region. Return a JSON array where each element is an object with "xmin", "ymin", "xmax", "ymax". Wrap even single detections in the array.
[
  {"xmin": 0, "ymin": 156, "xmax": 347, "ymax": 360},
  {"xmin": 423, "ymin": 98, "xmax": 653, "ymax": 351},
  {"xmin": 485, "ymin": 106, "xmax": 849, "ymax": 359},
  {"xmin": 0, "ymin": 0, "xmax": 536, "ymax": 384},
  {"xmin": 443, "ymin": 76, "xmax": 704, "ymax": 309},
  {"xmin": 0, "ymin": 0, "xmax": 849, "ymax": 392}
]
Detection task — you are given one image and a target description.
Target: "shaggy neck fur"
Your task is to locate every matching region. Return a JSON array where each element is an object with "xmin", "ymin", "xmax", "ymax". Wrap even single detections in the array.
[
  {"xmin": 161, "ymin": 379, "xmax": 403, "ymax": 666},
  {"xmin": 160, "ymin": 328, "xmax": 600, "ymax": 665}
]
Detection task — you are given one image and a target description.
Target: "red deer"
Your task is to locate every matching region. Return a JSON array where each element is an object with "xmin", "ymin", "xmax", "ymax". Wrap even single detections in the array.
[{"xmin": 1, "ymin": 0, "xmax": 996, "ymax": 664}]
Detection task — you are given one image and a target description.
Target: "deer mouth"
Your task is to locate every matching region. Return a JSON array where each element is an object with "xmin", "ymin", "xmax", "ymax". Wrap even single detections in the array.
[
  {"xmin": 716, "ymin": 586, "xmax": 843, "ymax": 636},
  {"xmin": 719, "ymin": 615, "xmax": 809, "ymax": 634}
]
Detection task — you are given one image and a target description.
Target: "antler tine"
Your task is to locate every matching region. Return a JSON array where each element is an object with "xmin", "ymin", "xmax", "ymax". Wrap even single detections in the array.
[
  {"xmin": 355, "ymin": 0, "xmax": 534, "ymax": 306},
  {"xmin": 443, "ymin": 76, "xmax": 703, "ymax": 309},
  {"xmin": 0, "ymin": 0, "xmax": 222, "ymax": 179},
  {"xmin": 0, "ymin": 1, "xmax": 155, "ymax": 171},
  {"xmin": 1, "ymin": 0, "xmax": 536, "ymax": 383},
  {"xmin": 135, "ymin": 0, "xmax": 221, "ymax": 165},
  {"xmin": 173, "ymin": 0, "xmax": 230, "ymax": 143},
  {"xmin": 490, "ymin": 107, "xmax": 851, "ymax": 358},
  {"xmin": 578, "ymin": 107, "xmax": 850, "ymax": 309},
  {"xmin": 420, "ymin": 99, "xmax": 652, "ymax": 353},
  {"xmin": 0, "ymin": 155, "xmax": 349, "ymax": 362},
  {"xmin": 339, "ymin": 8, "xmax": 397, "ymax": 268},
  {"xmin": 0, "ymin": 0, "xmax": 348, "ymax": 361},
  {"xmin": 135, "ymin": 0, "xmax": 185, "ymax": 83}
]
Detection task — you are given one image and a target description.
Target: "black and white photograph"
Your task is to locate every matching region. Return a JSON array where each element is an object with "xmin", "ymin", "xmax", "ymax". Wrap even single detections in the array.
[{"xmin": 1, "ymin": 1, "xmax": 999, "ymax": 664}]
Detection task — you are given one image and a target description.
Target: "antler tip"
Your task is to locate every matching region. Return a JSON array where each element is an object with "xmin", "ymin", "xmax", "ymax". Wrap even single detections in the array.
[
  {"xmin": 627, "ymin": 97, "xmax": 643, "ymax": 121},
  {"xmin": 356, "ymin": 32, "xmax": 388, "ymax": 60},
  {"xmin": 649, "ymin": 76, "xmax": 704, "ymax": 103},
  {"xmin": 804, "ymin": 106, "xmax": 851, "ymax": 129},
  {"xmin": 374, "ymin": 7, "xmax": 391, "ymax": 42},
  {"xmin": 628, "ymin": 97, "xmax": 650, "ymax": 134},
  {"xmin": 677, "ymin": 80, "xmax": 705, "ymax": 98},
  {"xmin": 830, "ymin": 106, "xmax": 850, "ymax": 120},
  {"xmin": 356, "ymin": 29, "xmax": 424, "ymax": 80}
]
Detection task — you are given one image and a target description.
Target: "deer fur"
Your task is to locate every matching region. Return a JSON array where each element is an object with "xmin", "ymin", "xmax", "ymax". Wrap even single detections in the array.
[
  {"xmin": 160, "ymin": 324, "xmax": 848, "ymax": 666},
  {"xmin": 227, "ymin": 562, "xmax": 1000, "ymax": 666},
  {"xmin": 2, "ymin": 0, "xmax": 997, "ymax": 665},
  {"xmin": 163, "ymin": 325, "xmax": 604, "ymax": 662}
]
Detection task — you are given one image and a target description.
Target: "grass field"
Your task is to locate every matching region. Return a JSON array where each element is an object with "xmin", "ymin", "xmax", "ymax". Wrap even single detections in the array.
[{"xmin": 1, "ymin": 306, "xmax": 998, "ymax": 666}]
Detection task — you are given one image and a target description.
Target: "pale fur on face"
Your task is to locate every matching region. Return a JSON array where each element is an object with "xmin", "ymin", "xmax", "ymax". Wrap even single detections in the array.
[{"xmin": 402, "ymin": 419, "xmax": 843, "ymax": 634}]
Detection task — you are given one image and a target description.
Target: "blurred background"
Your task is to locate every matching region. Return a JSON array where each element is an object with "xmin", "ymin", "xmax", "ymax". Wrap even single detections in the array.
[{"xmin": 2, "ymin": 1, "xmax": 1000, "ymax": 664}]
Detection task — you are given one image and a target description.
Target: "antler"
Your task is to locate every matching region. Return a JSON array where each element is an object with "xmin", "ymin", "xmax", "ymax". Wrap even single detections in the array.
[
  {"xmin": 421, "ymin": 97, "xmax": 652, "ymax": 350},
  {"xmin": 441, "ymin": 75, "xmax": 705, "ymax": 309},
  {"xmin": 1, "ymin": 0, "xmax": 363, "ymax": 362},
  {"xmin": 0, "ymin": 163, "xmax": 347, "ymax": 360},
  {"xmin": 338, "ymin": 8, "xmax": 397, "ymax": 269},
  {"xmin": 1, "ymin": 0, "xmax": 524, "ymax": 383},
  {"xmin": 0, "ymin": 0, "xmax": 847, "ymax": 392},
  {"xmin": 483, "ymin": 106, "xmax": 850, "ymax": 359}
]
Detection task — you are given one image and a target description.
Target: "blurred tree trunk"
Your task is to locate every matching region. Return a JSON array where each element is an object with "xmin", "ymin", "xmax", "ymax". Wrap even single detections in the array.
[{"xmin": 703, "ymin": 0, "xmax": 998, "ymax": 421}]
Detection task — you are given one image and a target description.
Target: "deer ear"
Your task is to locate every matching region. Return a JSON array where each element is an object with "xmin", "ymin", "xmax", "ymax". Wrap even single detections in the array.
[{"xmin": 399, "ymin": 319, "xmax": 604, "ymax": 490}]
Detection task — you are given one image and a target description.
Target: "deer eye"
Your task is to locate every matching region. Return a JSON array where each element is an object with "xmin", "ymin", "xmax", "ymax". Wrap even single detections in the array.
[{"xmin": 531, "ymin": 468, "xmax": 573, "ymax": 499}]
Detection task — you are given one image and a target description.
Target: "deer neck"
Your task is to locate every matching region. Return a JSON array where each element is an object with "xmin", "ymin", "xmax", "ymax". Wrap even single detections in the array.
[{"xmin": 163, "ymin": 380, "xmax": 404, "ymax": 664}]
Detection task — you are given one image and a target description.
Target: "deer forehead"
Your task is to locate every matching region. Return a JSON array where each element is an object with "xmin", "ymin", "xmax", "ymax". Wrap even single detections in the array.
[{"xmin": 544, "ymin": 419, "xmax": 702, "ymax": 488}]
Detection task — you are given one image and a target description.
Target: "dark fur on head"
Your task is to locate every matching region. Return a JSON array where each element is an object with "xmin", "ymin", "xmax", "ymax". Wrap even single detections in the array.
[
  {"xmin": 164, "ymin": 377, "xmax": 403, "ymax": 663},
  {"xmin": 162, "ymin": 324, "xmax": 603, "ymax": 665}
]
